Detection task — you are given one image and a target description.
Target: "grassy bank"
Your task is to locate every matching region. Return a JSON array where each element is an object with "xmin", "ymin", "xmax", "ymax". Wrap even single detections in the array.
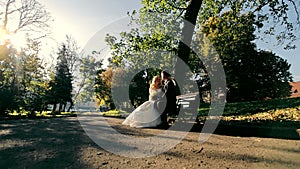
[
  {"xmin": 198, "ymin": 97, "xmax": 300, "ymax": 116},
  {"xmin": 101, "ymin": 97, "xmax": 300, "ymax": 127}
]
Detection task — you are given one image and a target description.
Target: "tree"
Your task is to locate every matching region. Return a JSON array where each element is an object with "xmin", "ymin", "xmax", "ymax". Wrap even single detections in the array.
[
  {"xmin": 141, "ymin": 0, "xmax": 299, "ymax": 57},
  {"xmin": 75, "ymin": 54, "xmax": 102, "ymax": 103},
  {"xmin": 47, "ymin": 44, "xmax": 73, "ymax": 113},
  {"xmin": 0, "ymin": 40, "xmax": 37, "ymax": 114},
  {"xmin": 199, "ymin": 11, "xmax": 292, "ymax": 101},
  {"xmin": 0, "ymin": 0, "xmax": 51, "ymax": 39},
  {"xmin": 105, "ymin": 27, "xmax": 181, "ymax": 108},
  {"xmin": 62, "ymin": 35, "xmax": 81, "ymax": 75},
  {"xmin": 138, "ymin": 1, "xmax": 300, "ymax": 94},
  {"xmin": 106, "ymin": 28, "xmax": 178, "ymax": 71},
  {"xmin": 105, "ymin": 0, "xmax": 299, "ymax": 103},
  {"xmin": 0, "ymin": 44, "xmax": 19, "ymax": 114},
  {"xmin": 46, "ymin": 36, "xmax": 82, "ymax": 112},
  {"xmin": 94, "ymin": 67, "xmax": 114, "ymax": 110},
  {"xmin": 249, "ymin": 51, "xmax": 292, "ymax": 100},
  {"xmin": 18, "ymin": 37, "xmax": 48, "ymax": 116},
  {"xmin": 128, "ymin": 70, "xmax": 151, "ymax": 108}
]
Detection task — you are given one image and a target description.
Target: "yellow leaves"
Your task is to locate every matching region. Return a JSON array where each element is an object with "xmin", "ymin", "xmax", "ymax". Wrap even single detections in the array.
[{"xmin": 222, "ymin": 108, "xmax": 300, "ymax": 122}]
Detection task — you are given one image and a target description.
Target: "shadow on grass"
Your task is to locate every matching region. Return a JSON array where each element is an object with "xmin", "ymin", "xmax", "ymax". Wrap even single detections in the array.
[{"xmin": 188, "ymin": 120, "xmax": 300, "ymax": 140}]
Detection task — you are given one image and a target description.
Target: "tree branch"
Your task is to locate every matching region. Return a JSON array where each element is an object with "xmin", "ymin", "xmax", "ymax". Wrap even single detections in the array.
[
  {"xmin": 287, "ymin": 0, "xmax": 300, "ymax": 24},
  {"xmin": 2, "ymin": 0, "xmax": 51, "ymax": 37}
]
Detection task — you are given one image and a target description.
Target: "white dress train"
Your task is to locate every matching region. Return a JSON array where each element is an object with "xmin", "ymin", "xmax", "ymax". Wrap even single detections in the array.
[{"xmin": 122, "ymin": 88, "xmax": 163, "ymax": 128}]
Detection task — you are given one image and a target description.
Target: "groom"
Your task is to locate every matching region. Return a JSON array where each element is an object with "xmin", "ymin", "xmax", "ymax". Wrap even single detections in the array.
[{"xmin": 160, "ymin": 70, "xmax": 177, "ymax": 126}]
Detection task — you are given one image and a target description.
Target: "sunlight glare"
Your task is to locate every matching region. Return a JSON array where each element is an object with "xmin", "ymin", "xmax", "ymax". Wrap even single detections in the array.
[
  {"xmin": 10, "ymin": 33, "xmax": 26, "ymax": 50},
  {"xmin": 0, "ymin": 28, "xmax": 10, "ymax": 45},
  {"xmin": 0, "ymin": 27, "xmax": 26, "ymax": 51}
]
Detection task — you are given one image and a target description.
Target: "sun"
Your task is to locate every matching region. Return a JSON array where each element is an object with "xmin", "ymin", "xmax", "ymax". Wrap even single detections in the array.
[{"xmin": 0, "ymin": 27, "xmax": 26, "ymax": 50}]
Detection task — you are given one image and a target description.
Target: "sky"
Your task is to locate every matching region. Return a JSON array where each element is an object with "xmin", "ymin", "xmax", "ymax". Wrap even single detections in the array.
[
  {"xmin": 39, "ymin": 0, "xmax": 141, "ymax": 47},
  {"xmin": 37, "ymin": 0, "xmax": 300, "ymax": 81}
]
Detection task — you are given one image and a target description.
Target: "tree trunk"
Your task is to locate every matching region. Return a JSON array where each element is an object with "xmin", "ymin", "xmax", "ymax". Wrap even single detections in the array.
[
  {"xmin": 67, "ymin": 101, "xmax": 73, "ymax": 112},
  {"xmin": 73, "ymin": 74, "xmax": 86, "ymax": 102},
  {"xmin": 52, "ymin": 103, "xmax": 57, "ymax": 113},
  {"xmin": 58, "ymin": 103, "xmax": 63, "ymax": 114},
  {"xmin": 62, "ymin": 103, "xmax": 66, "ymax": 112},
  {"xmin": 178, "ymin": 0, "xmax": 203, "ymax": 62},
  {"xmin": 175, "ymin": 0, "xmax": 202, "ymax": 91}
]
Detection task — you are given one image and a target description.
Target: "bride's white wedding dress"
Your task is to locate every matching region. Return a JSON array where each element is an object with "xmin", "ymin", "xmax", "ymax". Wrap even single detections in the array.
[{"xmin": 122, "ymin": 88, "xmax": 163, "ymax": 128}]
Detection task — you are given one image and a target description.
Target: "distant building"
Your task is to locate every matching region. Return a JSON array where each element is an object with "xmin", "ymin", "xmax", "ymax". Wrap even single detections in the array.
[{"xmin": 290, "ymin": 81, "xmax": 300, "ymax": 98}]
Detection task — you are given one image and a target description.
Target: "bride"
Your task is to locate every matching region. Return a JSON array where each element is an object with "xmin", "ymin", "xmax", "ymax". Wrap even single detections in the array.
[{"xmin": 122, "ymin": 76, "xmax": 164, "ymax": 128}]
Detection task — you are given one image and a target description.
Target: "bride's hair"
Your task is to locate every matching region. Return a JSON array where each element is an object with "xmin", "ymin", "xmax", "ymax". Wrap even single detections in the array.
[{"xmin": 150, "ymin": 76, "xmax": 162, "ymax": 89}]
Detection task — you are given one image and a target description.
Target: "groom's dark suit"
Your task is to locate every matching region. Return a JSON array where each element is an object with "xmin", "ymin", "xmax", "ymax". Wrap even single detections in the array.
[{"xmin": 160, "ymin": 79, "xmax": 177, "ymax": 124}]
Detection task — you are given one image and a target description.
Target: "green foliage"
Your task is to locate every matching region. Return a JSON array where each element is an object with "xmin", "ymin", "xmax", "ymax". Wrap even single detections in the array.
[
  {"xmin": 0, "ymin": 44, "xmax": 20, "ymax": 114},
  {"xmin": 248, "ymin": 51, "xmax": 292, "ymax": 99},
  {"xmin": 47, "ymin": 44, "xmax": 73, "ymax": 113},
  {"xmin": 0, "ymin": 39, "xmax": 50, "ymax": 115},
  {"xmin": 75, "ymin": 55, "xmax": 102, "ymax": 103},
  {"xmin": 104, "ymin": 12, "xmax": 183, "ymax": 106},
  {"xmin": 94, "ymin": 66, "xmax": 161, "ymax": 111},
  {"xmin": 200, "ymin": 11, "xmax": 293, "ymax": 101},
  {"xmin": 0, "ymin": 0, "xmax": 53, "ymax": 115},
  {"xmin": 0, "ymin": 83, "xmax": 19, "ymax": 115},
  {"xmin": 103, "ymin": 0, "xmax": 298, "ymax": 104},
  {"xmin": 105, "ymin": 28, "xmax": 178, "ymax": 70},
  {"xmin": 129, "ymin": 70, "xmax": 154, "ymax": 108},
  {"xmin": 143, "ymin": 0, "xmax": 299, "ymax": 49},
  {"xmin": 18, "ymin": 38, "xmax": 49, "ymax": 115}
]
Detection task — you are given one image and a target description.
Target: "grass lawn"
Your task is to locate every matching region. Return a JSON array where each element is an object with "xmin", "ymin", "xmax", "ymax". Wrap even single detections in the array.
[
  {"xmin": 100, "ymin": 109, "xmax": 130, "ymax": 118},
  {"xmin": 101, "ymin": 97, "xmax": 300, "ymax": 128},
  {"xmin": 2, "ymin": 97, "xmax": 300, "ymax": 128},
  {"xmin": 197, "ymin": 97, "xmax": 300, "ymax": 129}
]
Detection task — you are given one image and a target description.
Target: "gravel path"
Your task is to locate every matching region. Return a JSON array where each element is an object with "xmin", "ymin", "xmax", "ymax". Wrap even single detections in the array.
[{"xmin": 0, "ymin": 117, "xmax": 299, "ymax": 169}]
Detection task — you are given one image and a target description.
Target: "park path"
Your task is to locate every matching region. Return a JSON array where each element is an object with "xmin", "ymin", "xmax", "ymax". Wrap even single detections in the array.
[{"xmin": 0, "ymin": 116, "xmax": 299, "ymax": 169}]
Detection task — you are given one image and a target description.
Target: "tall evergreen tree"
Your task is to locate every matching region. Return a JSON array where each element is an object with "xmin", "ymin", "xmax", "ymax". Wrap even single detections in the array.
[{"xmin": 47, "ymin": 44, "xmax": 73, "ymax": 113}]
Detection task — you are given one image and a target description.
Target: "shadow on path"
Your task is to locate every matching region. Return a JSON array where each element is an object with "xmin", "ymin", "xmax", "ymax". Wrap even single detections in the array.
[{"xmin": 0, "ymin": 117, "xmax": 100, "ymax": 169}]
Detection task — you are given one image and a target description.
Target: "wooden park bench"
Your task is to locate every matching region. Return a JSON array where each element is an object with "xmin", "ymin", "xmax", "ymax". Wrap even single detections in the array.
[
  {"xmin": 176, "ymin": 92, "xmax": 200, "ymax": 111},
  {"xmin": 168, "ymin": 92, "xmax": 200, "ymax": 123}
]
